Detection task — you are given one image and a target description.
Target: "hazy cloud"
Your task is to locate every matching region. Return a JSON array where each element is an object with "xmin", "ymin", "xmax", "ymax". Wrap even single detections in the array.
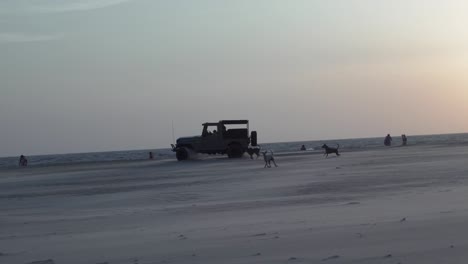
[
  {"xmin": 0, "ymin": 32, "xmax": 61, "ymax": 43},
  {"xmin": 0, "ymin": 0, "xmax": 134, "ymax": 14}
]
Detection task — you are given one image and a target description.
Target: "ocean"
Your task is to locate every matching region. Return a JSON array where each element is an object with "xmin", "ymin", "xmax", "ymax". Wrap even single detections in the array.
[{"xmin": 1, "ymin": 133, "xmax": 468, "ymax": 168}]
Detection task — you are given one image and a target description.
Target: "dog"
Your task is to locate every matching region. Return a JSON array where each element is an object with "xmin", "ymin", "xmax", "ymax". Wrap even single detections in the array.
[
  {"xmin": 322, "ymin": 144, "xmax": 340, "ymax": 157},
  {"xmin": 262, "ymin": 150, "xmax": 278, "ymax": 168},
  {"xmin": 246, "ymin": 145, "xmax": 261, "ymax": 159}
]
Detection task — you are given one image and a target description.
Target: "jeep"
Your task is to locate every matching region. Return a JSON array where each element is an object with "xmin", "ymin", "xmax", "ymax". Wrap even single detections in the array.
[{"xmin": 171, "ymin": 120, "xmax": 257, "ymax": 161}]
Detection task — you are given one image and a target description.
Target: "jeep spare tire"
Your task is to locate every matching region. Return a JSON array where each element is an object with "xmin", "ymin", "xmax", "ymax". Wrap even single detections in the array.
[{"xmin": 250, "ymin": 131, "xmax": 257, "ymax": 146}]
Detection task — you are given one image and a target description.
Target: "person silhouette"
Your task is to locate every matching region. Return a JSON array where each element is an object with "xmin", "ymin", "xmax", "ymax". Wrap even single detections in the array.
[
  {"xmin": 19, "ymin": 155, "xmax": 28, "ymax": 166},
  {"xmin": 384, "ymin": 134, "xmax": 392, "ymax": 146},
  {"xmin": 402, "ymin": 134, "xmax": 407, "ymax": 146}
]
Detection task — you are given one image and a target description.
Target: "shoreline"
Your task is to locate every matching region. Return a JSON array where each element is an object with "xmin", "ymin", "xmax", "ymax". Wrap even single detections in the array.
[
  {"xmin": 0, "ymin": 142, "xmax": 463, "ymax": 172},
  {"xmin": 1, "ymin": 131, "xmax": 467, "ymax": 160}
]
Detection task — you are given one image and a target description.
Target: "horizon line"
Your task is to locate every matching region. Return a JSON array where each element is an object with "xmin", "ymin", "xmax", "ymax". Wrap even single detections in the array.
[{"xmin": 1, "ymin": 131, "xmax": 467, "ymax": 159}]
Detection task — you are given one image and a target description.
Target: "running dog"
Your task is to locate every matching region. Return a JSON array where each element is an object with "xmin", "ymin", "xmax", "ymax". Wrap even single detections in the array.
[
  {"xmin": 246, "ymin": 146, "xmax": 261, "ymax": 159},
  {"xmin": 322, "ymin": 144, "xmax": 340, "ymax": 157},
  {"xmin": 262, "ymin": 150, "xmax": 278, "ymax": 168}
]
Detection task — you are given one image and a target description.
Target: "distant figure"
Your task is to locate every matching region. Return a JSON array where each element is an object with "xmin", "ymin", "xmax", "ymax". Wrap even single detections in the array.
[
  {"xmin": 300, "ymin": 145, "xmax": 306, "ymax": 151},
  {"xmin": 322, "ymin": 144, "xmax": 340, "ymax": 157},
  {"xmin": 19, "ymin": 155, "xmax": 28, "ymax": 167},
  {"xmin": 247, "ymin": 145, "xmax": 261, "ymax": 159},
  {"xmin": 149, "ymin": 152, "xmax": 154, "ymax": 160},
  {"xmin": 384, "ymin": 134, "xmax": 392, "ymax": 146},
  {"xmin": 402, "ymin": 134, "xmax": 408, "ymax": 146},
  {"xmin": 262, "ymin": 150, "xmax": 278, "ymax": 168}
]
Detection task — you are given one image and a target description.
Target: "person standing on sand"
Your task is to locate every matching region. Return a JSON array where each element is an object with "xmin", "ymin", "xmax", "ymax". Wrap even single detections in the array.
[
  {"xmin": 402, "ymin": 134, "xmax": 408, "ymax": 146},
  {"xmin": 384, "ymin": 134, "xmax": 392, "ymax": 146},
  {"xmin": 149, "ymin": 152, "xmax": 154, "ymax": 160}
]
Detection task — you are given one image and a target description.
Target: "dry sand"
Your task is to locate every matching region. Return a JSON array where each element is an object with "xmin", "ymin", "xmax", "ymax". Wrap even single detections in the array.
[{"xmin": 1, "ymin": 145, "xmax": 468, "ymax": 264}]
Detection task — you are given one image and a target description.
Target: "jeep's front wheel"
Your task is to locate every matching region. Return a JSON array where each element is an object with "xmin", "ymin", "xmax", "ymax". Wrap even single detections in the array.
[
  {"xmin": 176, "ymin": 148, "xmax": 189, "ymax": 161},
  {"xmin": 227, "ymin": 144, "xmax": 244, "ymax": 158}
]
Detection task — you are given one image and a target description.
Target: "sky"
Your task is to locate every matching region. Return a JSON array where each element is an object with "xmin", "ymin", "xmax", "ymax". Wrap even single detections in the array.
[{"xmin": 1, "ymin": 0, "xmax": 468, "ymax": 157}]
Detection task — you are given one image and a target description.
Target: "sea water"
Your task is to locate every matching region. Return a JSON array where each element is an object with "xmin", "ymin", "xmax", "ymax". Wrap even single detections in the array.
[{"xmin": 1, "ymin": 133, "xmax": 468, "ymax": 168}]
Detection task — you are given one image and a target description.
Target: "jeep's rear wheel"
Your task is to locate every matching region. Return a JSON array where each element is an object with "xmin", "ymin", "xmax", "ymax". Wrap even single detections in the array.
[
  {"xmin": 227, "ymin": 144, "xmax": 244, "ymax": 158},
  {"xmin": 176, "ymin": 148, "xmax": 189, "ymax": 161}
]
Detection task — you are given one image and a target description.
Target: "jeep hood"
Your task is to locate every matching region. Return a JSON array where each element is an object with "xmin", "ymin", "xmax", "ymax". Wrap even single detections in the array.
[{"xmin": 177, "ymin": 136, "xmax": 201, "ymax": 143}]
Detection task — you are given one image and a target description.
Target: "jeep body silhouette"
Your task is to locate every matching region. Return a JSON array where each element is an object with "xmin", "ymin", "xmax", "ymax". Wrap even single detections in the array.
[{"xmin": 171, "ymin": 120, "xmax": 257, "ymax": 161}]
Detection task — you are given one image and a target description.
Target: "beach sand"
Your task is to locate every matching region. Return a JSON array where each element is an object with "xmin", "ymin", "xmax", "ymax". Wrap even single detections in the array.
[{"xmin": 1, "ymin": 145, "xmax": 468, "ymax": 264}]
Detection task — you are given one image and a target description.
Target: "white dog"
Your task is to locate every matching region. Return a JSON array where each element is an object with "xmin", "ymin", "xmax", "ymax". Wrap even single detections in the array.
[{"xmin": 262, "ymin": 150, "xmax": 278, "ymax": 168}]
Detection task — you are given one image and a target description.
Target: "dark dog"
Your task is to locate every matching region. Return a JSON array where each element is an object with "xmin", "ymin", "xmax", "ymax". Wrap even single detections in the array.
[
  {"xmin": 322, "ymin": 144, "xmax": 340, "ymax": 157},
  {"xmin": 246, "ymin": 146, "xmax": 261, "ymax": 159},
  {"xmin": 262, "ymin": 150, "xmax": 278, "ymax": 168}
]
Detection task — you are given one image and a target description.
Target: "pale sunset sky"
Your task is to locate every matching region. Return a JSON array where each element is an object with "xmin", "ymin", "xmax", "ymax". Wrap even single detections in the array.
[{"xmin": 1, "ymin": 0, "xmax": 467, "ymax": 156}]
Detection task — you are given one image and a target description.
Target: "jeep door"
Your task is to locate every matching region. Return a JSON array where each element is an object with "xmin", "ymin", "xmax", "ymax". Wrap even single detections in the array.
[{"xmin": 201, "ymin": 125, "xmax": 223, "ymax": 152}]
